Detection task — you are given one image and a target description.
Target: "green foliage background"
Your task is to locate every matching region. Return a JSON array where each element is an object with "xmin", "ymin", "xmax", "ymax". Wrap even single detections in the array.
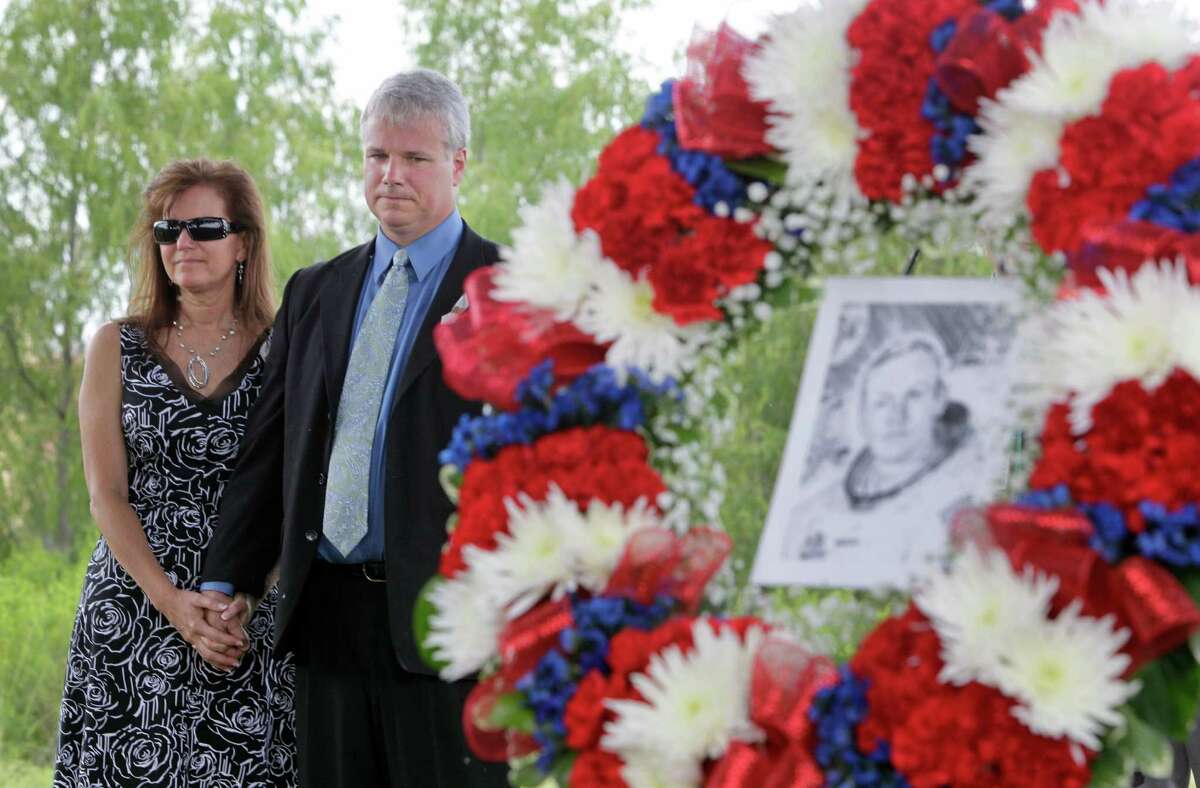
[{"xmin": 0, "ymin": 0, "xmax": 648, "ymax": 780}]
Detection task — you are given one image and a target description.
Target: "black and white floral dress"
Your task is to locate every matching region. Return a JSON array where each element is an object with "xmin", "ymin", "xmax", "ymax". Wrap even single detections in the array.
[{"xmin": 54, "ymin": 322, "xmax": 296, "ymax": 788}]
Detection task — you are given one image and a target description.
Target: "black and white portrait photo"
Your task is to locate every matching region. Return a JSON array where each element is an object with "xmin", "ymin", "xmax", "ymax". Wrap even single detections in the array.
[{"xmin": 750, "ymin": 277, "xmax": 1024, "ymax": 589}]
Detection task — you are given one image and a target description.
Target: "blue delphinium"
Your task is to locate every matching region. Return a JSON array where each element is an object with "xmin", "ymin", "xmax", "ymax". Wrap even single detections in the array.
[
  {"xmin": 640, "ymin": 80, "xmax": 750, "ymax": 213},
  {"xmin": 1135, "ymin": 502, "xmax": 1200, "ymax": 567},
  {"xmin": 1129, "ymin": 156, "xmax": 1200, "ymax": 233},
  {"xmin": 809, "ymin": 665, "xmax": 909, "ymax": 788},
  {"xmin": 516, "ymin": 593, "xmax": 676, "ymax": 775},
  {"xmin": 438, "ymin": 361, "xmax": 680, "ymax": 474},
  {"xmin": 1021, "ymin": 485, "xmax": 1200, "ymax": 568}
]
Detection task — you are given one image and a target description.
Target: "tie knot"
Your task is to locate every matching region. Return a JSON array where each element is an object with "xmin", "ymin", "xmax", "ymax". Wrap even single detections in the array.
[{"xmin": 391, "ymin": 249, "xmax": 408, "ymax": 269}]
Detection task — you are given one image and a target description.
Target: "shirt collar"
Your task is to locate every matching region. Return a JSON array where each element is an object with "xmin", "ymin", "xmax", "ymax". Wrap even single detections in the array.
[{"xmin": 370, "ymin": 209, "xmax": 463, "ymax": 285}]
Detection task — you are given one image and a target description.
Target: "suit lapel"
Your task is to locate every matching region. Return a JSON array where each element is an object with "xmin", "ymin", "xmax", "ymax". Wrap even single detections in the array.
[
  {"xmin": 391, "ymin": 224, "xmax": 485, "ymax": 405},
  {"xmin": 319, "ymin": 241, "xmax": 373, "ymax": 420}
]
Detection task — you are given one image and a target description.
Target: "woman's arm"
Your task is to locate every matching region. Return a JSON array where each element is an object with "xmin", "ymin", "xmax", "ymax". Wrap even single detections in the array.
[{"xmin": 78, "ymin": 322, "xmax": 244, "ymax": 667}]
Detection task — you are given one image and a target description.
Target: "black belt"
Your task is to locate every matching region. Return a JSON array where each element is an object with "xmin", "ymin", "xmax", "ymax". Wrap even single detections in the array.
[{"xmin": 314, "ymin": 560, "xmax": 387, "ymax": 583}]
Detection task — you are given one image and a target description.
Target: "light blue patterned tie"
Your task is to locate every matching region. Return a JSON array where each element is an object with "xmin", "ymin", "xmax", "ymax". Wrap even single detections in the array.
[{"xmin": 322, "ymin": 249, "xmax": 410, "ymax": 557}]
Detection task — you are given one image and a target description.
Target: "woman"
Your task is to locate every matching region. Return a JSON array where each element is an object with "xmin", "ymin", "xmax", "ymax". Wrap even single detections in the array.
[{"xmin": 54, "ymin": 158, "xmax": 296, "ymax": 786}]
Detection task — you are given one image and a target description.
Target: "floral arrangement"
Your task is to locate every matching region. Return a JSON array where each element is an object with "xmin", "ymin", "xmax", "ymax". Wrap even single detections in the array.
[{"xmin": 417, "ymin": 1, "xmax": 1200, "ymax": 786}]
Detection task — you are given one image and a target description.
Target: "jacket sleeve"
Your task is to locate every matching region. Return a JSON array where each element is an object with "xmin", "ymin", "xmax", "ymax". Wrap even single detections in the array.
[{"xmin": 201, "ymin": 269, "xmax": 300, "ymax": 595}]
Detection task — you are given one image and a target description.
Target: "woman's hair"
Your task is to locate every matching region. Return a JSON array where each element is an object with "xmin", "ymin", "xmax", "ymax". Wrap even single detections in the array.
[{"xmin": 126, "ymin": 158, "xmax": 275, "ymax": 333}]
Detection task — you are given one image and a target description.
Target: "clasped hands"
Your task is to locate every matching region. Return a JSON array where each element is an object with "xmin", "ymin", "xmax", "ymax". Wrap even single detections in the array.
[{"xmin": 190, "ymin": 590, "xmax": 258, "ymax": 670}]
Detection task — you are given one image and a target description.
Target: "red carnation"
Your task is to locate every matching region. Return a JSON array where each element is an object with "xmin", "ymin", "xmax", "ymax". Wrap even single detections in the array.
[
  {"xmin": 1028, "ymin": 59, "xmax": 1200, "ymax": 256},
  {"xmin": 570, "ymin": 126, "xmax": 772, "ymax": 326},
  {"xmin": 847, "ymin": 0, "xmax": 977, "ymax": 201},
  {"xmin": 890, "ymin": 681, "xmax": 1090, "ymax": 787},
  {"xmin": 565, "ymin": 670, "xmax": 611, "ymax": 750},
  {"xmin": 1030, "ymin": 370, "xmax": 1200, "ymax": 521},
  {"xmin": 571, "ymin": 749, "xmax": 627, "ymax": 787},
  {"xmin": 850, "ymin": 605, "xmax": 944, "ymax": 751},
  {"xmin": 442, "ymin": 426, "xmax": 667, "ymax": 576}
]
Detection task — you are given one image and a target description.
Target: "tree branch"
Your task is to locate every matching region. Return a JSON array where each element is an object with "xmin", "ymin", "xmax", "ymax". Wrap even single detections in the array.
[{"xmin": 1, "ymin": 324, "xmax": 54, "ymax": 407}]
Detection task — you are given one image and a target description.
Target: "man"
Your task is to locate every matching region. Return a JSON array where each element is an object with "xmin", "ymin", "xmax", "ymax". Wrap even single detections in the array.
[
  {"xmin": 783, "ymin": 335, "xmax": 986, "ymax": 584},
  {"xmin": 198, "ymin": 69, "xmax": 507, "ymax": 787}
]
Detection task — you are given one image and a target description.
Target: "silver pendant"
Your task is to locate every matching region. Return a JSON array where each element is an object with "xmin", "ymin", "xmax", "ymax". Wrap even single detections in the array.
[{"xmin": 185, "ymin": 355, "xmax": 210, "ymax": 390}]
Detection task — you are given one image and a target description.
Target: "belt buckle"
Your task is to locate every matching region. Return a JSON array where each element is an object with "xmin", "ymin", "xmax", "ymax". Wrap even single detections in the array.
[{"xmin": 361, "ymin": 562, "xmax": 386, "ymax": 583}]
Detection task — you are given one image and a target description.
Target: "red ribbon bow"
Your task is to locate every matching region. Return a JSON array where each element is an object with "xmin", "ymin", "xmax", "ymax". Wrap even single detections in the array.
[
  {"xmin": 1068, "ymin": 219, "xmax": 1200, "ymax": 290},
  {"xmin": 433, "ymin": 265, "xmax": 608, "ymax": 411},
  {"xmin": 987, "ymin": 504, "xmax": 1200, "ymax": 671},
  {"xmin": 603, "ymin": 526, "xmax": 732, "ymax": 610},
  {"xmin": 673, "ymin": 24, "xmax": 774, "ymax": 159},
  {"xmin": 707, "ymin": 638, "xmax": 834, "ymax": 788}
]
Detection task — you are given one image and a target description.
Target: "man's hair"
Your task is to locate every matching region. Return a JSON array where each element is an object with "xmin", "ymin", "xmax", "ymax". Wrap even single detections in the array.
[
  {"xmin": 360, "ymin": 68, "xmax": 470, "ymax": 152},
  {"xmin": 863, "ymin": 333, "xmax": 947, "ymax": 381}
]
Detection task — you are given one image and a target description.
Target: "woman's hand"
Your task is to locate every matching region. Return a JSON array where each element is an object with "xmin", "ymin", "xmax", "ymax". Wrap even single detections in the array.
[{"xmin": 157, "ymin": 587, "xmax": 247, "ymax": 670}]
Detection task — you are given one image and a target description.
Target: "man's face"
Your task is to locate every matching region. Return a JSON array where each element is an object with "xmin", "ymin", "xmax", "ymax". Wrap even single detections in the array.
[
  {"xmin": 860, "ymin": 348, "xmax": 946, "ymax": 463},
  {"xmin": 362, "ymin": 114, "xmax": 465, "ymax": 246}
]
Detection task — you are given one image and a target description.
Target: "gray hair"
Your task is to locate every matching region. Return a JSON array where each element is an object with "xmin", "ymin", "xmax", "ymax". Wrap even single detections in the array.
[{"xmin": 360, "ymin": 68, "xmax": 470, "ymax": 152}]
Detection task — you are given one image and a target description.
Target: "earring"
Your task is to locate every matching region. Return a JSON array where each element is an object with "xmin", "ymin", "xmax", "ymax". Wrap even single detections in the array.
[{"xmin": 236, "ymin": 261, "xmax": 245, "ymax": 287}]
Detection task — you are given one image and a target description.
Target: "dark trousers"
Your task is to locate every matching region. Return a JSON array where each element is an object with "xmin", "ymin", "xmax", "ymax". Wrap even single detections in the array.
[{"xmin": 292, "ymin": 562, "xmax": 509, "ymax": 788}]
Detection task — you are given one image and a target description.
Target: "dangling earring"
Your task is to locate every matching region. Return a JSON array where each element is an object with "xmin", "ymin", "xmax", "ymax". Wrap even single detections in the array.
[{"xmin": 236, "ymin": 261, "xmax": 245, "ymax": 287}]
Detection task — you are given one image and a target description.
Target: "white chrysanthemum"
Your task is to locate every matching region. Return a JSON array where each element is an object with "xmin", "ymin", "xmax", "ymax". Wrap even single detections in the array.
[
  {"xmin": 468, "ymin": 485, "xmax": 661, "ymax": 618},
  {"xmin": 1016, "ymin": 261, "xmax": 1197, "ymax": 432},
  {"xmin": 966, "ymin": 0, "xmax": 1198, "ymax": 226},
  {"xmin": 966, "ymin": 105, "xmax": 1070, "ymax": 226},
  {"xmin": 470, "ymin": 489, "xmax": 583, "ymax": 617},
  {"xmin": 491, "ymin": 178, "xmax": 606, "ymax": 320},
  {"xmin": 742, "ymin": 0, "xmax": 870, "ymax": 200},
  {"xmin": 576, "ymin": 260, "xmax": 701, "ymax": 380},
  {"xmin": 1172, "ymin": 295, "xmax": 1200, "ymax": 380},
  {"xmin": 916, "ymin": 545, "xmax": 1059, "ymax": 686},
  {"xmin": 425, "ymin": 565, "xmax": 504, "ymax": 681},
  {"xmin": 602, "ymin": 622, "xmax": 765, "ymax": 782},
  {"xmin": 569, "ymin": 497, "xmax": 659, "ymax": 593},
  {"xmin": 995, "ymin": 601, "xmax": 1139, "ymax": 749}
]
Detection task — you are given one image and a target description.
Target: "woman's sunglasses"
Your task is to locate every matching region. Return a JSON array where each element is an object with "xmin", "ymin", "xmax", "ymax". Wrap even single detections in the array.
[{"xmin": 152, "ymin": 217, "xmax": 244, "ymax": 244}]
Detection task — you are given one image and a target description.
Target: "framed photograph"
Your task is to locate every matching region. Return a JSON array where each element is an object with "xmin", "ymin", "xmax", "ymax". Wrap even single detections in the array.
[{"xmin": 750, "ymin": 277, "xmax": 1024, "ymax": 589}]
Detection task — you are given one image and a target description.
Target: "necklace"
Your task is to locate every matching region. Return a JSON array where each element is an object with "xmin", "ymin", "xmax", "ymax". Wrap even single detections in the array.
[{"xmin": 172, "ymin": 317, "xmax": 238, "ymax": 390}]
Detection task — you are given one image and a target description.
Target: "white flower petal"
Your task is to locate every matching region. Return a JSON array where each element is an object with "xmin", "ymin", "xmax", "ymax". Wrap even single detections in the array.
[{"xmin": 426, "ymin": 566, "xmax": 504, "ymax": 681}]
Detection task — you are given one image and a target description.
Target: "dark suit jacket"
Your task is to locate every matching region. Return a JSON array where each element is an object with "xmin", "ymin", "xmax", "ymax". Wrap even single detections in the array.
[{"xmin": 202, "ymin": 221, "xmax": 498, "ymax": 673}]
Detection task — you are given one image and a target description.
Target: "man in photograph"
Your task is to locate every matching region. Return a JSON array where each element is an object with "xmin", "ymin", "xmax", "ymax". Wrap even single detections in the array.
[
  {"xmin": 783, "ymin": 334, "xmax": 986, "ymax": 571},
  {"xmin": 197, "ymin": 69, "xmax": 507, "ymax": 787}
]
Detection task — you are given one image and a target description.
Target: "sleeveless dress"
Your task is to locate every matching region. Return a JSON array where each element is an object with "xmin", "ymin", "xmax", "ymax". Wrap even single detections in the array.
[{"xmin": 54, "ymin": 323, "xmax": 296, "ymax": 788}]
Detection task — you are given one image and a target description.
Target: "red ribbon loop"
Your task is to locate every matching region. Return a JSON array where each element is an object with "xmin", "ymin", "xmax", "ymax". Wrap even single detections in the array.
[
  {"xmin": 935, "ymin": 9, "xmax": 1029, "ymax": 114},
  {"xmin": 1110, "ymin": 557, "xmax": 1200, "ymax": 659},
  {"xmin": 707, "ymin": 637, "xmax": 831, "ymax": 788},
  {"xmin": 985, "ymin": 504, "xmax": 1200, "ymax": 671},
  {"xmin": 673, "ymin": 24, "xmax": 773, "ymax": 159},
  {"xmin": 498, "ymin": 597, "xmax": 574, "ymax": 683},
  {"xmin": 433, "ymin": 266, "xmax": 608, "ymax": 410},
  {"xmin": 603, "ymin": 527, "xmax": 731, "ymax": 609},
  {"xmin": 462, "ymin": 673, "xmax": 539, "ymax": 762}
]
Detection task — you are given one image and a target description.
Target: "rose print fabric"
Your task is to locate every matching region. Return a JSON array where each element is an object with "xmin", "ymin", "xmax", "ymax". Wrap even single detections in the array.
[{"xmin": 54, "ymin": 323, "xmax": 296, "ymax": 787}]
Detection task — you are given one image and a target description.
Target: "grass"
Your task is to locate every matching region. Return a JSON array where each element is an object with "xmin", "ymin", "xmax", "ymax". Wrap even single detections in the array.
[{"xmin": 0, "ymin": 542, "xmax": 86, "ymax": 773}]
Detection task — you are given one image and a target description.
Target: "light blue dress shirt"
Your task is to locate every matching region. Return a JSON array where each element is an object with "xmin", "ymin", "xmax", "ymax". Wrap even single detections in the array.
[{"xmin": 202, "ymin": 210, "xmax": 462, "ymax": 595}]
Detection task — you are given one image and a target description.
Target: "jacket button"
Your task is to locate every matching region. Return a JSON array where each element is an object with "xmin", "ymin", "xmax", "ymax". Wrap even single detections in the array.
[
  {"xmin": 316, "ymin": 472, "xmax": 325, "ymax": 486},
  {"xmin": 304, "ymin": 530, "xmax": 318, "ymax": 542}
]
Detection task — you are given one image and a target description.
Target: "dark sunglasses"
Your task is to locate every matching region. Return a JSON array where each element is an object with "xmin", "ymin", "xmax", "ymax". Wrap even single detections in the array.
[{"xmin": 152, "ymin": 217, "xmax": 244, "ymax": 244}]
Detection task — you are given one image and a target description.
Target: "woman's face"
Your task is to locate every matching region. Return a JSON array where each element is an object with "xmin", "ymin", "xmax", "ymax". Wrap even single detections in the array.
[{"xmin": 159, "ymin": 184, "xmax": 244, "ymax": 298}]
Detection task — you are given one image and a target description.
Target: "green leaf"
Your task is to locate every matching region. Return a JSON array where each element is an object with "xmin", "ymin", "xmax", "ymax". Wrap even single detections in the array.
[
  {"xmin": 411, "ymin": 576, "xmax": 450, "ymax": 673},
  {"xmin": 725, "ymin": 156, "xmax": 789, "ymax": 185},
  {"xmin": 1090, "ymin": 705, "xmax": 1174, "ymax": 788},
  {"xmin": 487, "ymin": 691, "xmax": 536, "ymax": 733},
  {"xmin": 1130, "ymin": 646, "xmax": 1200, "ymax": 740},
  {"xmin": 508, "ymin": 755, "xmax": 548, "ymax": 787},
  {"xmin": 550, "ymin": 753, "xmax": 577, "ymax": 784}
]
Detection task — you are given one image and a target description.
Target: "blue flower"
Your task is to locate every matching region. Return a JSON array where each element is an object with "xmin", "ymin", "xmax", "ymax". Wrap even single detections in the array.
[
  {"xmin": 930, "ymin": 18, "xmax": 958, "ymax": 53},
  {"xmin": 987, "ymin": 0, "xmax": 1025, "ymax": 21},
  {"xmin": 440, "ymin": 361, "xmax": 678, "ymax": 473},
  {"xmin": 809, "ymin": 666, "xmax": 908, "ymax": 786},
  {"xmin": 639, "ymin": 81, "xmax": 752, "ymax": 213},
  {"xmin": 1129, "ymin": 154, "xmax": 1200, "ymax": 234}
]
